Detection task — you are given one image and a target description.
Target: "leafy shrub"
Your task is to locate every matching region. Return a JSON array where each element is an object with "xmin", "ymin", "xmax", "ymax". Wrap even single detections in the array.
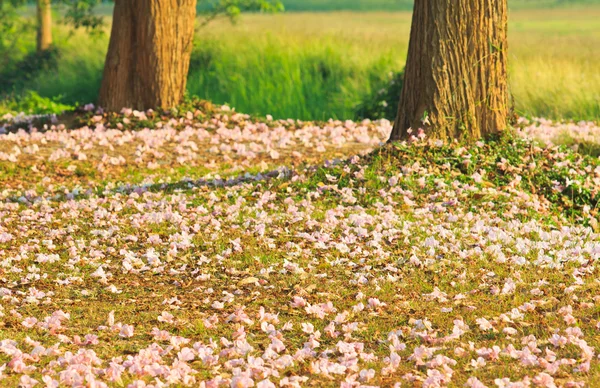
[
  {"xmin": 369, "ymin": 132, "xmax": 600, "ymax": 221},
  {"xmin": 355, "ymin": 69, "xmax": 403, "ymax": 120},
  {"xmin": 0, "ymin": 46, "xmax": 61, "ymax": 93},
  {"xmin": 0, "ymin": 91, "xmax": 73, "ymax": 116}
]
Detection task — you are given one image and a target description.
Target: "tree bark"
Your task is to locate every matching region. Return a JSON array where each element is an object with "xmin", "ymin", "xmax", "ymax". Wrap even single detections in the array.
[
  {"xmin": 36, "ymin": 0, "xmax": 52, "ymax": 52},
  {"xmin": 98, "ymin": 0, "xmax": 197, "ymax": 111},
  {"xmin": 389, "ymin": 0, "xmax": 509, "ymax": 142}
]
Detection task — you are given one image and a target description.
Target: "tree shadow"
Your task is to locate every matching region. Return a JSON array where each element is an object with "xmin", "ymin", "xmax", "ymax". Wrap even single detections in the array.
[{"xmin": 5, "ymin": 167, "xmax": 295, "ymax": 205}]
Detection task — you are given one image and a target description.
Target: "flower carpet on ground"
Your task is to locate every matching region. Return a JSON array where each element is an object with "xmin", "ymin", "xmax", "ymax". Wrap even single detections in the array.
[{"xmin": 1, "ymin": 107, "xmax": 600, "ymax": 387}]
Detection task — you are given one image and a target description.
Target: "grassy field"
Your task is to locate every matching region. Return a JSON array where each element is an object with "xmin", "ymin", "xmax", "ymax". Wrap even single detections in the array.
[
  {"xmin": 92, "ymin": 0, "xmax": 600, "ymax": 13},
  {"xmin": 2, "ymin": 106, "xmax": 600, "ymax": 386},
  {"xmin": 278, "ymin": 0, "xmax": 600, "ymax": 11},
  {"xmin": 3, "ymin": 3, "xmax": 600, "ymax": 387},
  {"xmin": 4, "ymin": 5, "xmax": 600, "ymax": 121}
]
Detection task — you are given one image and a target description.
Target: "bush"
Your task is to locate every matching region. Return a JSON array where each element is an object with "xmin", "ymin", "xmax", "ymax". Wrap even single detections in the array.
[
  {"xmin": 367, "ymin": 132, "xmax": 600, "ymax": 221},
  {"xmin": 0, "ymin": 91, "xmax": 73, "ymax": 116},
  {"xmin": 0, "ymin": 46, "xmax": 61, "ymax": 93},
  {"xmin": 355, "ymin": 69, "xmax": 404, "ymax": 120}
]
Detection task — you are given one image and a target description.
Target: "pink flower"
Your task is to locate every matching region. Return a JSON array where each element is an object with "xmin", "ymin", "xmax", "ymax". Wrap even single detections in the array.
[
  {"xmin": 533, "ymin": 373, "xmax": 556, "ymax": 388},
  {"xmin": 476, "ymin": 318, "xmax": 493, "ymax": 331},
  {"xmin": 84, "ymin": 334, "xmax": 99, "ymax": 345},
  {"xmin": 501, "ymin": 278, "xmax": 516, "ymax": 294},
  {"xmin": 41, "ymin": 376, "xmax": 59, "ymax": 388},
  {"xmin": 107, "ymin": 311, "xmax": 115, "ymax": 326},
  {"xmin": 119, "ymin": 324, "xmax": 134, "ymax": 338},
  {"xmin": 465, "ymin": 377, "xmax": 488, "ymax": 388},
  {"xmin": 548, "ymin": 334, "xmax": 567, "ymax": 348},
  {"xmin": 211, "ymin": 301, "xmax": 225, "ymax": 310},
  {"xmin": 19, "ymin": 375, "xmax": 38, "ymax": 388},
  {"xmin": 178, "ymin": 347, "xmax": 195, "ymax": 362},
  {"xmin": 470, "ymin": 357, "xmax": 486, "ymax": 368},
  {"xmin": 157, "ymin": 311, "xmax": 175, "ymax": 324},
  {"xmin": 151, "ymin": 327, "xmax": 171, "ymax": 341},
  {"xmin": 301, "ymin": 323, "xmax": 314, "ymax": 334},
  {"xmin": 290, "ymin": 296, "xmax": 307, "ymax": 308},
  {"xmin": 367, "ymin": 298, "xmax": 387, "ymax": 309},
  {"xmin": 21, "ymin": 317, "xmax": 38, "ymax": 328},
  {"xmin": 231, "ymin": 373, "xmax": 254, "ymax": 388}
]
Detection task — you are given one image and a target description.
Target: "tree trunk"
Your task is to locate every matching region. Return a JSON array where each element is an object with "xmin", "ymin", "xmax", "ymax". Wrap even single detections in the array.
[
  {"xmin": 389, "ymin": 0, "xmax": 509, "ymax": 142},
  {"xmin": 36, "ymin": 0, "xmax": 52, "ymax": 52},
  {"xmin": 98, "ymin": 0, "xmax": 197, "ymax": 111}
]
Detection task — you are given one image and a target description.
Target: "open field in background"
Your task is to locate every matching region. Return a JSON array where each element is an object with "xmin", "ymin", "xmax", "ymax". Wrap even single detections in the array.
[
  {"xmin": 277, "ymin": 0, "xmax": 600, "ymax": 11},
  {"xmin": 4, "ymin": 5, "xmax": 600, "ymax": 121},
  {"xmin": 81, "ymin": 0, "xmax": 600, "ymax": 13},
  {"xmin": 188, "ymin": 8, "xmax": 600, "ymax": 120}
]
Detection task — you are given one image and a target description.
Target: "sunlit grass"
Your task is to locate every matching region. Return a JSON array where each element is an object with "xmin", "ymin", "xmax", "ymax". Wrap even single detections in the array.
[
  {"xmin": 9, "ymin": 6, "xmax": 600, "ymax": 121},
  {"xmin": 2, "ymin": 110, "xmax": 600, "ymax": 385}
]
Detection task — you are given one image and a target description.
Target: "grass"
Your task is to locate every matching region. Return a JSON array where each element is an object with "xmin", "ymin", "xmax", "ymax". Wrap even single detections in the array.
[
  {"xmin": 3, "ymin": 5, "xmax": 600, "ymax": 121},
  {"xmin": 1, "ymin": 107, "xmax": 600, "ymax": 385},
  {"xmin": 86, "ymin": 0, "xmax": 600, "ymax": 13},
  {"xmin": 194, "ymin": 8, "xmax": 600, "ymax": 121},
  {"xmin": 278, "ymin": 0, "xmax": 414, "ymax": 12},
  {"xmin": 279, "ymin": 0, "xmax": 600, "ymax": 11}
]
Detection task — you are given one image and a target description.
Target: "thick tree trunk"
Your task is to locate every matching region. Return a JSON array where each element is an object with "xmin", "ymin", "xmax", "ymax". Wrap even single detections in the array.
[
  {"xmin": 98, "ymin": 0, "xmax": 197, "ymax": 111},
  {"xmin": 389, "ymin": 0, "xmax": 509, "ymax": 142},
  {"xmin": 36, "ymin": 0, "xmax": 52, "ymax": 52}
]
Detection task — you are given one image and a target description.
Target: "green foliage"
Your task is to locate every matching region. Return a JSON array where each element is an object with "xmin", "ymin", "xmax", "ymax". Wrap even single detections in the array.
[
  {"xmin": 379, "ymin": 132, "xmax": 600, "ymax": 220},
  {"xmin": 278, "ymin": 0, "xmax": 600, "ymax": 11},
  {"xmin": 0, "ymin": 0, "xmax": 33, "ymax": 65},
  {"xmin": 61, "ymin": 0, "xmax": 104, "ymax": 34},
  {"xmin": 0, "ymin": 0, "xmax": 104, "ymax": 90},
  {"xmin": 0, "ymin": 46, "xmax": 61, "ymax": 92},
  {"xmin": 0, "ymin": 0, "xmax": 103, "ymax": 116},
  {"xmin": 0, "ymin": 91, "xmax": 73, "ymax": 115},
  {"xmin": 355, "ymin": 69, "xmax": 404, "ymax": 120},
  {"xmin": 280, "ymin": 0, "xmax": 413, "ymax": 12},
  {"xmin": 198, "ymin": 0, "xmax": 284, "ymax": 26},
  {"xmin": 186, "ymin": 35, "xmax": 396, "ymax": 120}
]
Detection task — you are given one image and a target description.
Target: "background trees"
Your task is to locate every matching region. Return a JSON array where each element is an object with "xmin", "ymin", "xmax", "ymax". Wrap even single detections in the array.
[
  {"xmin": 36, "ymin": 0, "xmax": 52, "ymax": 51},
  {"xmin": 34, "ymin": 0, "xmax": 103, "ymax": 53},
  {"xmin": 389, "ymin": 0, "xmax": 509, "ymax": 141}
]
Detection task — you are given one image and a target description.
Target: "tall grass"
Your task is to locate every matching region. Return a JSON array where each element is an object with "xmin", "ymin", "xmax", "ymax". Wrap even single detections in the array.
[
  {"xmin": 186, "ymin": 13, "xmax": 410, "ymax": 119},
  {"xmin": 7, "ymin": 6, "xmax": 600, "ymax": 121},
  {"xmin": 277, "ymin": 0, "xmax": 600, "ymax": 11},
  {"xmin": 190, "ymin": 9, "xmax": 600, "ymax": 120},
  {"xmin": 187, "ymin": 38, "xmax": 401, "ymax": 120},
  {"xmin": 508, "ymin": 8, "xmax": 600, "ymax": 120},
  {"xmin": 3, "ymin": 27, "xmax": 107, "ymax": 106},
  {"xmin": 279, "ymin": 0, "xmax": 413, "ymax": 12}
]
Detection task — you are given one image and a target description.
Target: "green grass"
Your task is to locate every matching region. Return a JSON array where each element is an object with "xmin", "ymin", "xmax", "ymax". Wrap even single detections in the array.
[
  {"xmin": 278, "ymin": 0, "xmax": 600, "ymax": 11},
  {"xmin": 278, "ymin": 0, "xmax": 413, "ymax": 12},
  {"xmin": 186, "ymin": 21, "xmax": 406, "ymax": 120},
  {"xmin": 2, "ymin": 110, "xmax": 600, "ymax": 385},
  {"xmin": 4, "ymin": 5, "xmax": 600, "ymax": 121}
]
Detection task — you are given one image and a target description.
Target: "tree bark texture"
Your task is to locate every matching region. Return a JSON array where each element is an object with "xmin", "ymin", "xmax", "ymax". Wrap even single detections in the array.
[
  {"xmin": 389, "ymin": 0, "xmax": 509, "ymax": 142},
  {"xmin": 37, "ymin": 0, "xmax": 52, "ymax": 52},
  {"xmin": 98, "ymin": 0, "xmax": 197, "ymax": 111}
]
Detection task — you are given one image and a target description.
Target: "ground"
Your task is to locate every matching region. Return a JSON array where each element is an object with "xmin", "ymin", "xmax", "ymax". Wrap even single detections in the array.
[{"xmin": 1, "ymin": 106, "xmax": 600, "ymax": 387}]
